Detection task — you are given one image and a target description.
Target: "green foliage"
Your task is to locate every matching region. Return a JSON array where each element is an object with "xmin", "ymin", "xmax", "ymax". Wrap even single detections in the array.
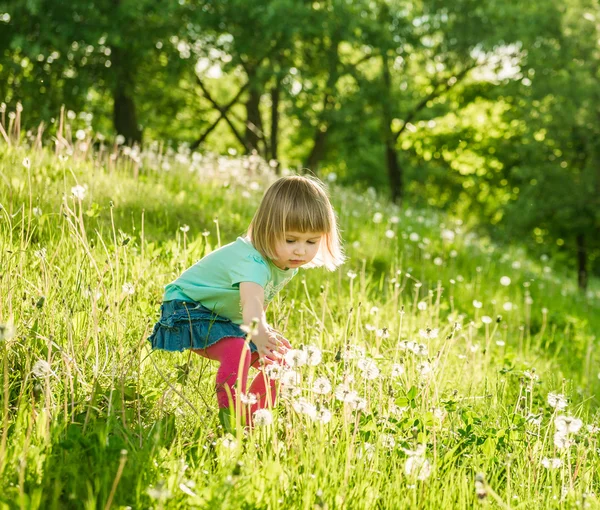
[{"xmin": 0, "ymin": 144, "xmax": 599, "ymax": 508}]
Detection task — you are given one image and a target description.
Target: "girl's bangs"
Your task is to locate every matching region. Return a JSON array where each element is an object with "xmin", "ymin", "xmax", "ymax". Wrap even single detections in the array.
[{"xmin": 284, "ymin": 202, "xmax": 330, "ymax": 234}]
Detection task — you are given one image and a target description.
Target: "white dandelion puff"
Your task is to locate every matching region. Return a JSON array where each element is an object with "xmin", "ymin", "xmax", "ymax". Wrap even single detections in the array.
[
  {"xmin": 122, "ymin": 282, "xmax": 135, "ymax": 295},
  {"xmin": 303, "ymin": 345, "xmax": 322, "ymax": 366},
  {"xmin": 32, "ymin": 360, "xmax": 53, "ymax": 379},
  {"xmin": 253, "ymin": 409, "xmax": 273, "ymax": 426},
  {"xmin": 391, "ymin": 363, "xmax": 405, "ymax": 377},
  {"xmin": 555, "ymin": 415, "xmax": 583, "ymax": 435},
  {"xmin": 541, "ymin": 457, "xmax": 562, "ymax": 469},
  {"xmin": 547, "ymin": 392, "xmax": 568, "ymax": 411},
  {"xmin": 334, "ymin": 384, "xmax": 357, "ymax": 403},
  {"xmin": 312, "ymin": 376, "xmax": 332, "ymax": 395},
  {"xmin": 284, "ymin": 349, "xmax": 308, "ymax": 368},
  {"xmin": 405, "ymin": 456, "xmax": 431, "ymax": 481},
  {"xmin": 418, "ymin": 328, "xmax": 439, "ymax": 340},
  {"xmin": 240, "ymin": 393, "xmax": 258, "ymax": 405},
  {"xmin": 71, "ymin": 184, "xmax": 87, "ymax": 200},
  {"xmin": 315, "ymin": 408, "xmax": 332, "ymax": 424}
]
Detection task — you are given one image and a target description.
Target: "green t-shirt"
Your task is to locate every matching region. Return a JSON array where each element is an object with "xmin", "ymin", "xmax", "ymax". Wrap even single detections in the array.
[{"xmin": 163, "ymin": 236, "xmax": 297, "ymax": 324}]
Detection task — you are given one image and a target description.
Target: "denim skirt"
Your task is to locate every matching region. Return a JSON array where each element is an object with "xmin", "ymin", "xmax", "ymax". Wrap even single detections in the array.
[{"xmin": 148, "ymin": 300, "xmax": 257, "ymax": 353}]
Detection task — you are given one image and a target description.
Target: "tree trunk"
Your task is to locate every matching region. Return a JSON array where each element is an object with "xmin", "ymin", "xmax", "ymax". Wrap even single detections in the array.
[
  {"xmin": 112, "ymin": 46, "xmax": 142, "ymax": 144},
  {"xmin": 270, "ymin": 76, "xmax": 281, "ymax": 173},
  {"xmin": 576, "ymin": 233, "xmax": 588, "ymax": 291},
  {"xmin": 385, "ymin": 142, "xmax": 403, "ymax": 204},
  {"xmin": 245, "ymin": 77, "xmax": 263, "ymax": 155},
  {"xmin": 381, "ymin": 51, "xmax": 402, "ymax": 204},
  {"xmin": 305, "ymin": 127, "xmax": 328, "ymax": 174}
]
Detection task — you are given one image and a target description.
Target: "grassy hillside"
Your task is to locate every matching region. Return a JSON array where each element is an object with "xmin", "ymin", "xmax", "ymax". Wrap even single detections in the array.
[{"xmin": 1, "ymin": 140, "xmax": 599, "ymax": 509}]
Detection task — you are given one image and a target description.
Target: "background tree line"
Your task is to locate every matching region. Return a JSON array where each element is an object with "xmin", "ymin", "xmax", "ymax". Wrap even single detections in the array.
[{"xmin": 1, "ymin": 0, "xmax": 599, "ymax": 288}]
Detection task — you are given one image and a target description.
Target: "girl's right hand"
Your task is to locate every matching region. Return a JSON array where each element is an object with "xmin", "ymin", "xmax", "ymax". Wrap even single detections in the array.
[{"xmin": 253, "ymin": 329, "xmax": 286, "ymax": 365}]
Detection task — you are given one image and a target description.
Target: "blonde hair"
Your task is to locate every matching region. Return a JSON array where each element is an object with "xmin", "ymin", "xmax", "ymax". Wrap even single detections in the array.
[{"xmin": 247, "ymin": 175, "xmax": 345, "ymax": 271}]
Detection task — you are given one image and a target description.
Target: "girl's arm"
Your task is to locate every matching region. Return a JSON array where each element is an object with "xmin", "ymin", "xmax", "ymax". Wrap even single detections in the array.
[{"xmin": 239, "ymin": 282, "xmax": 286, "ymax": 361}]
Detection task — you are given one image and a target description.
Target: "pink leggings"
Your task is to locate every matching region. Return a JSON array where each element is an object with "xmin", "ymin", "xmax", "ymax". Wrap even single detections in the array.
[{"xmin": 193, "ymin": 337, "xmax": 277, "ymax": 418}]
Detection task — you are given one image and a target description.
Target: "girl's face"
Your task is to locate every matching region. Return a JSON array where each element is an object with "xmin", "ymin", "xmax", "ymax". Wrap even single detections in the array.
[{"xmin": 272, "ymin": 231, "xmax": 323, "ymax": 270}]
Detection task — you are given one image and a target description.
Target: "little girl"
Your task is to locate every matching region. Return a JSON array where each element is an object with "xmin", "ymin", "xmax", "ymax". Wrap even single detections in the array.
[{"xmin": 148, "ymin": 175, "xmax": 344, "ymax": 428}]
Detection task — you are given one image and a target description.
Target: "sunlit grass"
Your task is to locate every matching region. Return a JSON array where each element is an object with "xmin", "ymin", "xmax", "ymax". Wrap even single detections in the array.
[{"xmin": 0, "ymin": 138, "xmax": 599, "ymax": 509}]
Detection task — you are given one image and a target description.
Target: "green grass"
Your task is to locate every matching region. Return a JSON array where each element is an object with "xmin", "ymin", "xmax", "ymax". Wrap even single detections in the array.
[{"xmin": 1, "ymin": 141, "xmax": 599, "ymax": 509}]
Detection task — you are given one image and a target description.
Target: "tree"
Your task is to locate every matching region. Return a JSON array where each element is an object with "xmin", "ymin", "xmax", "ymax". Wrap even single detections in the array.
[{"xmin": 0, "ymin": 0, "xmax": 193, "ymax": 143}]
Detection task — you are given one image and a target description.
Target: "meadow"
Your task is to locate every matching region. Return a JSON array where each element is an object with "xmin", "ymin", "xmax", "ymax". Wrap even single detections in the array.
[{"xmin": 1, "ymin": 133, "xmax": 599, "ymax": 509}]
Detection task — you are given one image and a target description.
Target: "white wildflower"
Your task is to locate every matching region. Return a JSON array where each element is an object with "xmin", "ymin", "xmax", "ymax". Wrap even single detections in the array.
[
  {"xmin": 500, "ymin": 276, "xmax": 511, "ymax": 286},
  {"xmin": 417, "ymin": 361, "xmax": 433, "ymax": 378},
  {"xmin": 280, "ymin": 369, "xmax": 301, "ymax": 388},
  {"xmin": 315, "ymin": 408, "xmax": 332, "ymax": 424},
  {"xmin": 240, "ymin": 393, "xmax": 258, "ymax": 405},
  {"xmin": 122, "ymin": 282, "xmax": 135, "ymax": 295},
  {"xmin": 481, "ymin": 316, "xmax": 492, "ymax": 324},
  {"xmin": 71, "ymin": 184, "xmax": 87, "ymax": 200},
  {"xmin": 473, "ymin": 300, "xmax": 483, "ymax": 309},
  {"xmin": 391, "ymin": 363, "xmax": 405, "ymax": 377},
  {"xmin": 32, "ymin": 360, "xmax": 53, "ymax": 379},
  {"xmin": 334, "ymin": 384, "xmax": 357, "ymax": 403},
  {"xmin": 547, "ymin": 392, "xmax": 568, "ymax": 411},
  {"xmin": 292, "ymin": 398, "xmax": 317, "ymax": 419},
  {"xmin": 284, "ymin": 349, "xmax": 308, "ymax": 368},
  {"xmin": 0, "ymin": 322, "xmax": 16, "ymax": 342},
  {"xmin": 381, "ymin": 434, "xmax": 396, "ymax": 449},
  {"xmin": 541, "ymin": 457, "xmax": 562, "ymax": 469},
  {"xmin": 553, "ymin": 432, "xmax": 573, "ymax": 450},
  {"xmin": 312, "ymin": 376, "xmax": 332, "ymax": 395},
  {"xmin": 373, "ymin": 212, "xmax": 383, "ymax": 223},
  {"xmin": 253, "ymin": 409, "xmax": 273, "ymax": 426},
  {"xmin": 303, "ymin": 345, "xmax": 322, "ymax": 366},
  {"xmin": 417, "ymin": 301, "xmax": 427, "ymax": 311},
  {"xmin": 418, "ymin": 328, "xmax": 439, "ymax": 340},
  {"xmin": 555, "ymin": 415, "xmax": 583, "ymax": 435},
  {"xmin": 357, "ymin": 358, "xmax": 380, "ymax": 380},
  {"xmin": 375, "ymin": 328, "xmax": 390, "ymax": 339},
  {"xmin": 264, "ymin": 363, "xmax": 283, "ymax": 380},
  {"xmin": 413, "ymin": 343, "xmax": 429, "ymax": 356},
  {"xmin": 405, "ymin": 456, "xmax": 431, "ymax": 481},
  {"xmin": 22, "ymin": 157, "xmax": 31, "ymax": 169},
  {"xmin": 350, "ymin": 396, "xmax": 367, "ymax": 411}
]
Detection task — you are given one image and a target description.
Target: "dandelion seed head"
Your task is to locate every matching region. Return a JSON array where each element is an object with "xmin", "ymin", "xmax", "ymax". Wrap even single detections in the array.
[
  {"xmin": 555, "ymin": 415, "xmax": 583, "ymax": 435},
  {"xmin": 391, "ymin": 363, "xmax": 405, "ymax": 377},
  {"xmin": 500, "ymin": 276, "xmax": 511, "ymax": 286},
  {"xmin": 284, "ymin": 349, "xmax": 308, "ymax": 368},
  {"xmin": 312, "ymin": 376, "xmax": 332, "ymax": 395},
  {"xmin": 240, "ymin": 392, "xmax": 258, "ymax": 405},
  {"xmin": 71, "ymin": 184, "xmax": 87, "ymax": 200},
  {"xmin": 547, "ymin": 392, "xmax": 567, "ymax": 411},
  {"xmin": 32, "ymin": 360, "xmax": 52, "ymax": 379},
  {"xmin": 253, "ymin": 409, "xmax": 273, "ymax": 426},
  {"xmin": 303, "ymin": 345, "xmax": 322, "ymax": 366},
  {"xmin": 122, "ymin": 282, "xmax": 135, "ymax": 295}
]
